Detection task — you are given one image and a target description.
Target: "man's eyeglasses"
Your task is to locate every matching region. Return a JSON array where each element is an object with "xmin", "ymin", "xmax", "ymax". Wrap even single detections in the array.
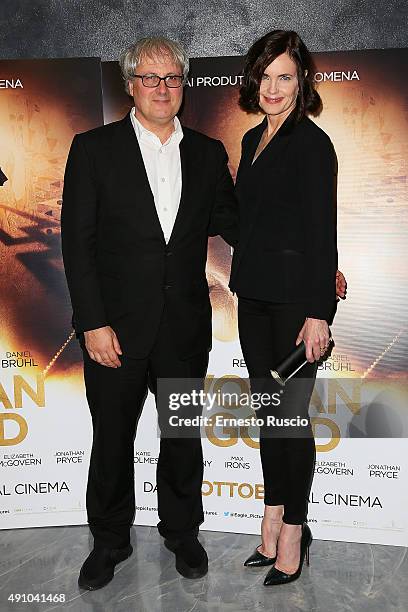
[{"xmin": 132, "ymin": 74, "xmax": 184, "ymax": 88}]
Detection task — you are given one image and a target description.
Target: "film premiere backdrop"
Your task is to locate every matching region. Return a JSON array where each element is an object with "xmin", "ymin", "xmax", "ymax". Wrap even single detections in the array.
[{"xmin": 0, "ymin": 50, "xmax": 407, "ymax": 545}]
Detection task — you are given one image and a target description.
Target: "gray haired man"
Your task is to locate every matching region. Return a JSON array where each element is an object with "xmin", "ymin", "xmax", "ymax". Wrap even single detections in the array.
[{"xmin": 61, "ymin": 36, "xmax": 238, "ymax": 589}]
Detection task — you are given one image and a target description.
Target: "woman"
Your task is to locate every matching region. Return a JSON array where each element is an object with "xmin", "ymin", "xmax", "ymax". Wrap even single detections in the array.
[{"xmin": 229, "ymin": 30, "xmax": 339, "ymax": 585}]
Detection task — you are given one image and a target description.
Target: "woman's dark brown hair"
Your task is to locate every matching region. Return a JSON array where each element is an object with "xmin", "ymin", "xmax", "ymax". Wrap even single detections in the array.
[{"xmin": 239, "ymin": 30, "xmax": 322, "ymax": 121}]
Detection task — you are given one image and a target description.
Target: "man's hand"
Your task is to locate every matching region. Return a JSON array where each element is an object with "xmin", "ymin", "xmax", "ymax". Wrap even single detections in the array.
[
  {"xmin": 296, "ymin": 318, "xmax": 330, "ymax": 363},
  {"xmin": 84, "ymin": 326, "xmax": 122, "ymax": 367},
  {"xmin": 336, "ymin": 270, "xmax": 347, "ymax": 299}
]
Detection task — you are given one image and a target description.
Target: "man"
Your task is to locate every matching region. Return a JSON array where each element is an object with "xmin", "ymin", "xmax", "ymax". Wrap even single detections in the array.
[{"xmin": 61, "ymin": 36, "xmax": 238, "ymax": 589}]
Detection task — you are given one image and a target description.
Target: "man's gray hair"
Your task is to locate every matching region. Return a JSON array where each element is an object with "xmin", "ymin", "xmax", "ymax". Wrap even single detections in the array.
[{"xmin": 119, "ymin": 36, "xmax": 189, "ymax": 95}]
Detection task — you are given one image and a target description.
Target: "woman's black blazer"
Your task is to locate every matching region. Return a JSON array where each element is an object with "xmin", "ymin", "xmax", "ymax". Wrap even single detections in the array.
[{"xmin": 229, "ymin": 112, "xmax": 338, "ymax": 322}]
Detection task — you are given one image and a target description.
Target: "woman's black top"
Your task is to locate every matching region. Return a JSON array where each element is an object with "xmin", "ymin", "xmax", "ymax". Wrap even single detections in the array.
[{"xmin": 229, "ymin": 111, "xmax": 338, "ymax": 322}]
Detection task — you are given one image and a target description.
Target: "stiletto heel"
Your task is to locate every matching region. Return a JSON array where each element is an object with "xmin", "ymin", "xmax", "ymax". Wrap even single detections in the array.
[{"xmin": 263, "ymin": 522, "xmax": 312, "ymax": 585}]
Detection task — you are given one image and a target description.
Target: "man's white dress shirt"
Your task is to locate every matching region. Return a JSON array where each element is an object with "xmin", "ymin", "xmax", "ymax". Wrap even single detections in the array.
[{"xmin": 130, "ymin": 108, "xmax": 183, "ymax": 243}]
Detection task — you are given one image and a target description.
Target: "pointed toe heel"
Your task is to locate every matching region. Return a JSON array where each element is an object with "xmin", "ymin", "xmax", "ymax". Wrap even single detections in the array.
[
  {"xmin": 244, "ymin": 546, "xmax": 276, "ymax": 567},
  {"xmin": 264, "ymin": 523, "xmax": 312, "ymax": 586}
]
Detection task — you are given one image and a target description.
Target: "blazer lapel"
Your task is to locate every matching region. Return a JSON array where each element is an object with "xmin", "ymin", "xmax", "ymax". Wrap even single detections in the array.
[
  {"xmin": 167, "ymin": 129, "xmax": 197, "ymax": 246},
  {"xmin": 114, "ymin": 113, "xmax": 165, "ymax": 242},
  {"xmin": 249, "ymin": 111, "xmax": 296, "ymax": 170},
  {"xmin": 244, "ymin": 119, "xmax": 266, "ymax": 169}
]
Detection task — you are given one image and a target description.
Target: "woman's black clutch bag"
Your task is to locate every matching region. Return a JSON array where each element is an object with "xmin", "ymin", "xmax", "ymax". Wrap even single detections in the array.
[{"xmin": 271, "ymin": 338, "xmax": 333, "ymax": 386}]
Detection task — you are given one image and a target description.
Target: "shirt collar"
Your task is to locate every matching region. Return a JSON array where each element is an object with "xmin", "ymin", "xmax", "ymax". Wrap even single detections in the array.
[{"xmin": 130, "ymin": 107, "xmax": 183, "ymax": 147}]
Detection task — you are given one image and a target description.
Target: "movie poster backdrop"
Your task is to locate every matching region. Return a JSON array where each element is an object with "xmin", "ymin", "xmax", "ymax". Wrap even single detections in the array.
[
  {"xmin": 0, "ymin": 51, "xmax": 407, "ymax": 545},
  {"xmin": 0, "ymin": 59, "xmax": 103, "ymax": 527}
]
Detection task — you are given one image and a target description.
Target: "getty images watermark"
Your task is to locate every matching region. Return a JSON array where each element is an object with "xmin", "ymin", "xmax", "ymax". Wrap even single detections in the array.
[{"xmin": 164, "ymin": 386, "xmax": 310, "ymax": 431}]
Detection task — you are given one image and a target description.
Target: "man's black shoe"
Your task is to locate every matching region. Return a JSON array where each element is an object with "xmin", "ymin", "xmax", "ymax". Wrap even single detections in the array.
[
  {"xmin": 165, "ymin": 537, "xmax": 208, "ymax": 579},
  {"xmin": 78, "ymin": 544, "xmax": 133, "ymax": 590}
]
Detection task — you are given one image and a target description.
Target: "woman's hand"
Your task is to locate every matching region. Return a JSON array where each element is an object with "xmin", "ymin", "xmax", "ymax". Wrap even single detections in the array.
[
  {"xmin": 336, "ymin": 270, "xmax": 347, "ymax": 299},
  {"xmin": 296, "ymin": 318, "xmax": 330, "ymax": 363}
]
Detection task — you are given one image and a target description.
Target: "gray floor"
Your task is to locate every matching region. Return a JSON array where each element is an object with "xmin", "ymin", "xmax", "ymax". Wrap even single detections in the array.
[{"xmin": 0, "ymin": 526, "xmax": 407, "ymax": 612}]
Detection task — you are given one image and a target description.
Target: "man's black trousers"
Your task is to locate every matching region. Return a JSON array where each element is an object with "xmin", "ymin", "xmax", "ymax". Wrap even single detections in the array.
[{"xmin": 82, "ymin": 309, "xmax": 209, "ymax": 549}]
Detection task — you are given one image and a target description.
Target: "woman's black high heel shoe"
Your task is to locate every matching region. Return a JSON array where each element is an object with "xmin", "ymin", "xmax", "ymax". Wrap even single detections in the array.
[
  {"xmin": 263, "ymin": 523, "xmax": 312, "ymax": 585},
  {"xmin": 244, "ymin": 545, "xmax": 276, "ymax": 567}
]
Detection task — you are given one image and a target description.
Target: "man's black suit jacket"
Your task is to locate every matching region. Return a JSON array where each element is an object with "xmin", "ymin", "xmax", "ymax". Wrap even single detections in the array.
[
  {"xmin": 61, "ymin": 113, "xmax": 237, "ymax": 359},
  {"xmin": 229, "ymin": 112, "xmax": 338, "ymax": 322}
]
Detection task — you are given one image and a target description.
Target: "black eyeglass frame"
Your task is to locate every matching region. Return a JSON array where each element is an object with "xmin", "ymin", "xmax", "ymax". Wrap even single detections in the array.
[{"xmin": 132, "ymin": 74, "xmax": 185, "ymax": 88}]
